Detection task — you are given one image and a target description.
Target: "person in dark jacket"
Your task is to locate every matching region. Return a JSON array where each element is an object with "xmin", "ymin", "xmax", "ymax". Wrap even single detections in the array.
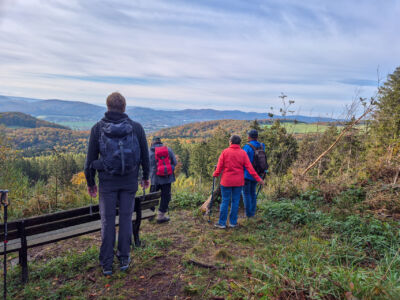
[
  {"xmin": 242, "ymin": 129, "xmax": 266, "ymax": 218},
  {"xmin": 84, "ymin": 92, "xmax": 150, "ymax": 275},
  {"xmin": 149, "ymin": 137, "xmax": 177, "ymax": 223}
]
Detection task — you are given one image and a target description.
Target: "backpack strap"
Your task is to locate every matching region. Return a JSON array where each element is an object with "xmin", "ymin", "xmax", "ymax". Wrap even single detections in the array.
[{"xmin": 247, "ymin": 143, "xmax": 261, "ymax": 151}]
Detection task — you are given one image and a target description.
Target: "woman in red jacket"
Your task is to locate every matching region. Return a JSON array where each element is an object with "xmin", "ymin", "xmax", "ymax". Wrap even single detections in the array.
[{"xmin": 213, "ymin": 135, "xmax": 264, "ymax": 228}]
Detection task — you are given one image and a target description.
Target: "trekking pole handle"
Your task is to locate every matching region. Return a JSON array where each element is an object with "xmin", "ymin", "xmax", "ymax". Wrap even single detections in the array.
[{"xmin": 0, "ymin": 190, "xmax": 9, "ymax": 207}]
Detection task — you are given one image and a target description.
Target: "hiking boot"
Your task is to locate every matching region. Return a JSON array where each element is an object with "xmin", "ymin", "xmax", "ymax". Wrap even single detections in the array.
[
  {"xmin": 102, "ymin": 266, "xmax": 113, "ymax": 276},
  {"xmin": 157, "ymin": 211, "xmax": 170, "ymax": 224},
  {"xmin": 119, "ymin": 257, "xmax": 131, "ymax": 272},
  {"xmin": 214, "ymin": 223, "xmax": 226, "ymax": 229},
  {"xmin": 228, "ymin": 223, "xmax": 238, "ymax": 228}
]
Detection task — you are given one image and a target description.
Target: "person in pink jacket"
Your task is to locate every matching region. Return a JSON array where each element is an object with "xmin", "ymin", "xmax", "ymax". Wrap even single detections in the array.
[{"xmin": 213, "ymin": 135, "xmax": 264, "ymax": 228}]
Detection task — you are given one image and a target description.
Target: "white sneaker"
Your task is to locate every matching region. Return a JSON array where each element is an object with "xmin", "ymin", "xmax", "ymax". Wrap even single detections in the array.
[{"xmin": 214, "ymin": 223, "xmax": 226, "ymax": 229}]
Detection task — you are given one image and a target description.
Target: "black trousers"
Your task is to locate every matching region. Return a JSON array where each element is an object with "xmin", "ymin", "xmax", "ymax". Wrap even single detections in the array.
[{"xmin": 150, "ymin": 183, "xmax": 171, "ymax": 213}]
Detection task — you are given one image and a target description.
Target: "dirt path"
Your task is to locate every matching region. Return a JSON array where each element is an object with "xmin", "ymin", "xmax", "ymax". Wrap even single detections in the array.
[{"xmin": 19, "ymin": 209, "xmax": 221, "ymax": 299}]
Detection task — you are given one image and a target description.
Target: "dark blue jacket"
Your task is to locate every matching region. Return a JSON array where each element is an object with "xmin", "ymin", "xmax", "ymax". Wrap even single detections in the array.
[
  {"xmin": 84, "ymin": 111, "xmax": 150, "ymax": 192},
  {"xmin": 243, "ymin": 140, "xmax": 265, "ymax": 181}
]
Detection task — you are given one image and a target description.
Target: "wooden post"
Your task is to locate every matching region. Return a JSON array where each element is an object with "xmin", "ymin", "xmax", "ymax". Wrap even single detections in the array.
[{"xmin": 18, "ymin": 221, "xmax": 28, "ymax": 284}]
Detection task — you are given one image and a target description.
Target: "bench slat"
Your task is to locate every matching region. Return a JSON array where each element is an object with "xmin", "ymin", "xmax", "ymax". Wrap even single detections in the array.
[
  {"xmin": 0, "ymin": 209, "xmax": 156, "ymax": 254},
  {"xmin": 0, "ymin": 191, "xmax": 161, "ymax": 234},
  {"xmin": 0, "ymin": 198, "xmax": 159, "ymax": 242}
]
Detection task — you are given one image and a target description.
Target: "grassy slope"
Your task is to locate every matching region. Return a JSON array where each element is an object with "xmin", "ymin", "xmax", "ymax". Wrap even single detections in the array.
[{"xmin": 3, "ymin": 196, "xmax": 400, "ymax": 300}]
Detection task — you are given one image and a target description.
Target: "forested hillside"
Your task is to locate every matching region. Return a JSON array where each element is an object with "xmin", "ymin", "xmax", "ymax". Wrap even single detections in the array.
[
  {"xmin": 154, "ymin": 119, "xmax": 255, "ymax": 139},
  {"xmin": 0, "ymin": 112, "xmax": 69, "ymax": 129},
  {"xmin": 4, "ymin": 127, "xmax": 89, "ymax": 156}
]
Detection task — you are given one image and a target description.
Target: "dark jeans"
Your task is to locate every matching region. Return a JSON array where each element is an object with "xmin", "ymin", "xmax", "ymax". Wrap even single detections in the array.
[
  {"xmin": 98, "ymin": 188, "xmax": 136, "ymax": 267},
  {"xmin": 150, "ymin": 183, "xmax": 171, "ymax": 213},
  {"xmin": 242, "ymin": 179, "xmax": 258, "ymax": 217}
]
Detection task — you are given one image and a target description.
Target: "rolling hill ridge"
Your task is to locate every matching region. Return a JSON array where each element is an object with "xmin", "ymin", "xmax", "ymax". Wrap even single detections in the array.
[
  {"xmin": 0, "ymin": 112, "xmax": 69, "ymax": 129},
  {"xmin": 0, "ymin": 94, "xmax": 338, "ymax": 131}
]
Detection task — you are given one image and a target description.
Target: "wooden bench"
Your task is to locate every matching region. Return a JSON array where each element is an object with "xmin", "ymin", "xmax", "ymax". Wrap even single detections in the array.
[{"xmin": 0, "ymin": 191, "xmax": 160, "ymax": 283}]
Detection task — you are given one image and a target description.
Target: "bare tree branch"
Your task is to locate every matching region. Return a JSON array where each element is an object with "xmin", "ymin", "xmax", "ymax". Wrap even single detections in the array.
[{"xmin": 302, "ymin": 106, "xmax": 374, "ymax": 176}]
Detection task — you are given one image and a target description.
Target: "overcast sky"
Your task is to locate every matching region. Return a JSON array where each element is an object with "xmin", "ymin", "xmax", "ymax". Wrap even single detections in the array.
[{"xmin": 0, "ymin": 0, "xmax": 399, "ymax": 116}]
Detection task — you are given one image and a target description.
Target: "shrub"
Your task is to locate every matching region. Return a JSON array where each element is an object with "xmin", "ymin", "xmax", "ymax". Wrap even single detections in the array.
[
  {"xmin": 297, "ymin": 189, "xmax": 324, "ymax": 203},
  {"xmin": 260, "ymin": 199, "xmax": 316, "ymax": 225},
  {"xmin": 260, "ymin": 198, "xmax": 400, "ymax": 258},
  {"xmin": 333, "ymin": 186, "xmax": 366, "ymax": 209},
  {"xmin": 170, "ymin": 190, "xmax": 206, "ymax": 210},
  {"xmin": 321, "ymin": 214, "xmax": 400, "ymax": 258}
]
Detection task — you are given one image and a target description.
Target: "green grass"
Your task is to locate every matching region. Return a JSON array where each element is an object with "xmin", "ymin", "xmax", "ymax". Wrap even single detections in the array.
[{"xmin": 3, "ymin": 191, "xmax": 400, "ymax": 299}]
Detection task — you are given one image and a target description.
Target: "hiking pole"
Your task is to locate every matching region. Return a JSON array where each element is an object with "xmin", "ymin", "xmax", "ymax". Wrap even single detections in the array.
[
  {"xmin": 256, "ymin": 173, "xmax": 267, "ymax": 199},
  {"xmin": 1, "ymin": 190, "xmax": 9, "ymax": 300},
  {"xmin": 208, "ymin": 176, "xmax": 216, "ymax": 223},
  {"xmin": 208, "ymin": 165, "xmax": 218, "ymax": 223}
]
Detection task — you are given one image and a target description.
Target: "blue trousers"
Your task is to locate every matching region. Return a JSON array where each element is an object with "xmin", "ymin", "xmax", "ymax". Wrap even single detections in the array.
[
  {"xmin": 218, "ymin": 185, "xmax": 242, "ymax": 226},
  {"xmin": 243, "ymin": 179, "xmax": 258, "ymax": 217},
  {"xmin": 99, "ymin": 188, "xmax": 136, "ymax": 267}
]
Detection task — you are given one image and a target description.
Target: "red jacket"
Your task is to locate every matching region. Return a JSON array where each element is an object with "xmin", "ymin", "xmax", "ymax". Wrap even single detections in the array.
[{"xmin": 213, "ymin": 144, "xmax": 262, "ymax": 187}]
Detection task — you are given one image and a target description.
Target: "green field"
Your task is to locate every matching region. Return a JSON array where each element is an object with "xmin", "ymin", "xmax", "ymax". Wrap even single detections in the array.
[
  {"xmin": 263, "ymin": 123, "xmax": 330, "ymax": 133},
  {"xmin": 58, "ymin": 121, "xmax": 95, "ymax": 130},
  {"xmin": 263, "ymin": 123, "xmax": 365, "ymax": 134}
]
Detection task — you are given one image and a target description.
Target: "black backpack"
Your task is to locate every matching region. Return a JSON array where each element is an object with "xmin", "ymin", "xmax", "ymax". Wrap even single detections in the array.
[
  {"xmin": 247, "ymin": 143, "xmax": 268, "ymax": 177},
  {"xmin": 99, "ymin": 120, "xmax": 141, "ymax": 176}
]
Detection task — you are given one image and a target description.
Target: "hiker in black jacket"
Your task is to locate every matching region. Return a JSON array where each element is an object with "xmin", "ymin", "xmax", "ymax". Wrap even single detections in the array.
[
  {"xmin": 149, "ymin": 137, "xmax": 177, "ymax": 223},
  {"xmin": 84, "ymin": 92, "xmax": 150, "ymax": 275}
]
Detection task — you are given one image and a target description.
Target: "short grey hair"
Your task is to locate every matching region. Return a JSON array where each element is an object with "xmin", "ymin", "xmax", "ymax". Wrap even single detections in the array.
[{"xmin": 230, "ymin": 135, "xmax": 241, "ymax": 145}]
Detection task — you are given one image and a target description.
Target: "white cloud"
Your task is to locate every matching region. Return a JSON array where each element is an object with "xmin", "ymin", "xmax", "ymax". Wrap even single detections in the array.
[{"xmin": 0, "ymin": 0, "xmax": 398, "ymax": 116}]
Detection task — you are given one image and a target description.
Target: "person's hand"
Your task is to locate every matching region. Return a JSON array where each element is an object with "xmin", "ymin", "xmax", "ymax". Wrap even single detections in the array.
[
  {"xmin": 258, "ymin": 180, "xmax": 265, "ymax": 186},
  {"xmin": 141, "ymin": 179, "xmax": 150, "ymax": 189},
  {"xmin": 87, "ymin": 185, "xmax": 98, "ymax": 198}
]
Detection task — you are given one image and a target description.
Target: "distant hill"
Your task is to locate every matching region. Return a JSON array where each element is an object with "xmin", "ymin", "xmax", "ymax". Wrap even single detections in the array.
[
  {"xmin": 0, "ymin": 112, "xmax": 69, "ymax": 129},
  {"xmin": 153, "ymin": 119, "xmax": 253, "ymax": 139},
  {"xmin": 0, "ymin": 96, "xmax": 105, "ymax": 122},
  {"xmin": 0, "ymin": 94, "xmax": 338, "ymax": 131}
]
